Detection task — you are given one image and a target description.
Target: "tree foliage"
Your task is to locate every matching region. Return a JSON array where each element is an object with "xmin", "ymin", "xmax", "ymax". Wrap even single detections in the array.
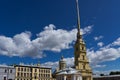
[
  {"xmin": 109, "ymin": 71, "xmax": 120, "ymax": 75},
  {"xmin": 100, "ymin": 74, "xmax": 104, "ymax": 76}
]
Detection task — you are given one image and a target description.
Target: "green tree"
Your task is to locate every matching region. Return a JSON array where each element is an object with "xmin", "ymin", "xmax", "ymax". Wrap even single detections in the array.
[
  {"xmin": 109, "ymin": 72, "xmax": 114, "ymax": 75},
  {"xmin": 100, "ymin": 74, "xmax": 104, "ymax": 76},
  {"xmin": 109, "ymin": 71, "xmax": 120, "ymax": 75}
]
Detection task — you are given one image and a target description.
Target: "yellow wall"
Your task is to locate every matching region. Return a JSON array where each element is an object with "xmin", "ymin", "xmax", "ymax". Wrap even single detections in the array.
[{"xmin": 14, "ymin": 65, "xmax": 54, "ymax": 80}]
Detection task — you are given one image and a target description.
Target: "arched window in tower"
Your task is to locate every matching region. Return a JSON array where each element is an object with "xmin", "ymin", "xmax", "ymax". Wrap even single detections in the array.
[
  {"xmin": 83, "ymin": 64, "xmax": 86, "ymax": 69},
  {"xmin": 82, "ymin": 46, "xmax": 84, "ymax": 50},
  {"xmin": 82, "ymin": 55, "xmax": 85, "ymax": 60}
]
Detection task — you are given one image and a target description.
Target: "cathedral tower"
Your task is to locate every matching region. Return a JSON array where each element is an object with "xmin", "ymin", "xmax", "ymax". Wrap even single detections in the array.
[{"xmin": 74, "ymin": 0, "xmax": 93, "ymax": 80}]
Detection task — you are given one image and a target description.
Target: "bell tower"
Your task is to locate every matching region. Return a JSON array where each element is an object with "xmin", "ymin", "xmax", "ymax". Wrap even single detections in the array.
[{"xmin": 74, "ymin": 0, "xmax": 93, "ymax": 80}]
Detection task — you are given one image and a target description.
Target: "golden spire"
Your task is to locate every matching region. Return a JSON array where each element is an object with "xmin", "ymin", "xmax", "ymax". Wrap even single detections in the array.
[
  {"xmin": 76, "ymin": 0, "xmax": 81, "ymax": 34},
  {"xmin": 76, "ymin": 0, "xmax": 83, "ymax": 41}
]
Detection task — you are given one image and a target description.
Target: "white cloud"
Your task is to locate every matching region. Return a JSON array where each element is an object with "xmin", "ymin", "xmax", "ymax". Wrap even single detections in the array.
[
  {"xmin": 0, "ymin": 32, "xmax": 44, "ymax": 58},
  {"xmin": 94, "ymin": 36, "xmax": 103, "ymax": 41},
  {"xmin": 92, "ymin": 64, "xmax": 106, "ymax": 68},
  {"xmin": 112, "ymin": 37, "xmax": 120, "ymax": 46},
  {"xmin": 41, "ymin": 61, "xmax": 58, "ymax": 70},
  {"xmin": 87, "ymin": 37, "xmax": 120, "ymax": 66},
  {"xmin": 34, "ymin": 24, "xmax": 77, "ymax": 52},
  {"xmin": 97, "ymin": 42, "xmax": 104, "ymax": 47},
  {"xmin": 0, "ymin": 24, "xmax": 92, "ymax": 58},
  {"xmin": 41, "ymin": 57, "xmax": 74, "ymax": 70},
  {"xmin": 81, "ymin": 25, "xmax": 93, "ymax": 35}
]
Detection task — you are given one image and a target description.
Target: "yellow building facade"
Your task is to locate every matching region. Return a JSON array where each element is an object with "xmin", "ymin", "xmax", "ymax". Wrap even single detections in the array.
[
  {"xmin": 74, "ymin": 0, "xmax": 93, "ymax": 80},
  {"xmin": 14, "ymin": 65, "xmax": 55, "ymax": 80}
]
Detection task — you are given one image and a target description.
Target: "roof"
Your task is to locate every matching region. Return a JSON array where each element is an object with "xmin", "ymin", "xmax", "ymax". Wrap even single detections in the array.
[
  {"xmin": 14, "ymin": 64, "xmax": 51, "ymax": 69},
  {"xmin": 0, "ymin": 65, "xmax": 15, "ymax": 68}
]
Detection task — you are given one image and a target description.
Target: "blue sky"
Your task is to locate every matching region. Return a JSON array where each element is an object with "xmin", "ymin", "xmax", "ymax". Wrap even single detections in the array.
[{"xmin": 0, "ymin": 0, "xmax": 120, "ymax": 74}]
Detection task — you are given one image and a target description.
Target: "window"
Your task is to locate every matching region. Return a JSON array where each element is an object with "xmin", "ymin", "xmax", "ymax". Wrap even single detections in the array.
[
  {"xmin": 21, "ymin": 68, "xmax": 23, "ymax": 71},
  {"xmin": 82, "ymin": 55, "xmax": 85, "ymax": 60},
  {"xmin": 5, "ymin": 69, "xmax": 7, "ymax": 73},
  {"xmin": 35, "ymin": 76, "xmax": 37, "ymax": 79},
  {"xmin": 24, "ymin": 73, "xmax": 26, "ymax": 77},
  {"xmin": 10, "ymin": 70, "xmax": 12, "ymax": 73},
  {"xmin": 27, "ymin": 73, "xmax": 29, "ymax": 77},
  {"xmin": 18, "ymin": 73, "xmax": 19, "ymax": 76},
  {"xmin": 24, "ymin": 68, "xmax": 26, "ymax": 71},
  {"xmin": 27, "ymin": 68, "xmax": 29, "ymax": 72},
  {"xmin": 21, "ymin": 73, "xmax": 23, "ymax": 77},
  {"xmin": 41, "ymin": 69, "xmax": 43, "ymax": 73},
  {"xmin": 82, "ymin": 46, "xmax": 84, "ymax": 50},
  {"xmin": 4, "ymin": 77, "xmax": 6, "ymax": 80},
  {"xmin": 83, "ymin": 64, "xmax": 85, "ymax": 69}
]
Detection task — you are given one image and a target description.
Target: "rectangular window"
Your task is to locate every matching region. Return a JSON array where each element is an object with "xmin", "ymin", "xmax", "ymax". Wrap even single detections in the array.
[
  {"xmin": 27, "ymin": 73, "xmax": 29, "ymax": 77},
  {"xmin": 24, "ymin": 68, "xmax": 26, "ymax": 71},
  {"xmin": 21, "ymin": 73, "xmax": 23, "ymax": 77},
  {"xmin": 18, "ymin": 73, "xmax": 19, "ymax": 76},
  {"xmin": 5, "ymin": 69, "xmax": 7, "ymax": 73},
  {"xmin": 10, "ymin": 70, "xmax": 12, "ymax": 73},
  {"xmin": 21, "ymin": 68, "xmax": 23, "ymax": 71}
]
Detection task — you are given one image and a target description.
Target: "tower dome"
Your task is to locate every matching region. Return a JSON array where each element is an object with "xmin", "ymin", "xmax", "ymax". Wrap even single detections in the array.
[{"xmin": 59, "ymin": 56, "xmax": 66, "ymax": 70}]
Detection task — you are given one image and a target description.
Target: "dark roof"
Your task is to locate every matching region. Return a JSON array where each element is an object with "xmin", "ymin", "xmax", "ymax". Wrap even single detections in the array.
[{"xmin": 14, "ymin": 65, "xmax": 51, "ymax": 69}]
